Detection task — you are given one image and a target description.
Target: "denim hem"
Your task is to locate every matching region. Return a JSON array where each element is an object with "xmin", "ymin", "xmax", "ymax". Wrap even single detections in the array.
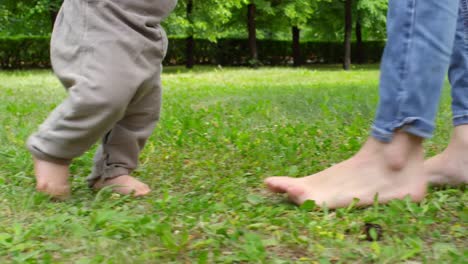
[
  {"xmin": 453, "ymin": 112, "xmax": 468, "ymax": 126},
  {"xmin": 371, "ymin": 126, "xmax": 393, "ymax": 143},
  {"xmin": 371, "ymin": 117, "xmax": 434, "ymax": 143}
]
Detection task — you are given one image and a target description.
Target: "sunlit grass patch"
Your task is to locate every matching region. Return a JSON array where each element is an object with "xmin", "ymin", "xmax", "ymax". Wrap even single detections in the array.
[{"xmin": 0, "ymin": 66, "xmax": 465, "ymax": 263}]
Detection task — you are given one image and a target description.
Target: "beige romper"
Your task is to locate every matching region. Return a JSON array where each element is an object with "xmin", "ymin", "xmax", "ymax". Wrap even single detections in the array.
[{"xmin": 27, "ymin": 0, "xmax": 177, "ymax": 186}]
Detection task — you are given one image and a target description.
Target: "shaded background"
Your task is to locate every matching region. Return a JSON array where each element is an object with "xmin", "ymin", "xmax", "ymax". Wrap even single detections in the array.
[{"xmin": 0, "ymin": 0, "xmax": 388, "ymax": 69}]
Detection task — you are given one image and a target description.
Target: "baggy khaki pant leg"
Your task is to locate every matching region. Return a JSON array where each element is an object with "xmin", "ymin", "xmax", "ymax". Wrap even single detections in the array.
[
  {"xmin": 27, "ymin": 0, "xmax": 177, "ymax": 179},
  {"xmin": 87, "ymin": 65, "xmax": 163, "ymax": 185}
]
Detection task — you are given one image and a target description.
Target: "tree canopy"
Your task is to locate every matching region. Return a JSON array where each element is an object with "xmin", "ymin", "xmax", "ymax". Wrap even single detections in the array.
[
  {"xmin": 1, "ymin": 0, "xmax": 388, "ymax": 41},
  {"xmin": 1, "ymin": 0, "xmax": 388, "ymax": 68}
]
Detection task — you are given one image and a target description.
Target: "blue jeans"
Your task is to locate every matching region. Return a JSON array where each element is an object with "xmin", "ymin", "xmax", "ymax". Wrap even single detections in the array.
[{"xmin": 372, "ymin": 0, "xmax": 468, "ymax": 142}]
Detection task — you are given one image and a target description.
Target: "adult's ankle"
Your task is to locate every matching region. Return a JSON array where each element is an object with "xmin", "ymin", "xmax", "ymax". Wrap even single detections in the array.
[
  {"xmin": 384, "ymin": 131, "xmax": 424, "ymax": 171},
  {"xmin": 450, "ymin": 125, "xmax": 468, "ymax": 146}
]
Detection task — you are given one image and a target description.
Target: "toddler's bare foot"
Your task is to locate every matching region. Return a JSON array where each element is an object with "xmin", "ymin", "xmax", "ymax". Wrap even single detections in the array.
[
  {"xmin": 265, "ymin": 132, "xmax": 428, "ymax": 209},
  {"xmin": 425, "ymin": 125, "xmax": 468, "ymax": 186},
  {"xmin": 93, "ymin": 175, "xmax": 151, "ymax": 197},
  {"xmin": 34, "ymin": 158, "xmax": 71, "ymax": 199}
]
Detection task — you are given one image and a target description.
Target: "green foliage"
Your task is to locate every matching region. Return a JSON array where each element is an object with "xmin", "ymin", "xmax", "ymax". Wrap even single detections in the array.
[
  {"xmin": 2, "ymin": 0, "xmax": 388, "ymax": 42},
  {"xmin": 163, "ymin": 0, "xmax": 246, "ymax": 41},
  {"xmin": 0, "ymin": 36, "xmax": 385, "ymax": 69},
  {"xmin": 165, "ymin": 38, "xmax": 385, "ymax": 66},
  {"xmin": 304, "ymin": 0, "xmax": 387, "ymax": 41},
  {"xmin": 272, "ymin": 0, "xmax": 318, "ymax": 28},
  {"xmin": 0, "ymin": 67, "xmax": 466, "ymax": 263},
  {"xmin": 0, "ymin": 36, "xmax": 50, "ymax": 68},
  {"xmin": 356, "ymin": 0, "xmax": 388, "ymax": 39},
  {"xmin": 0, "ymin": 0, "xmax": 63, "ymax": 36}
]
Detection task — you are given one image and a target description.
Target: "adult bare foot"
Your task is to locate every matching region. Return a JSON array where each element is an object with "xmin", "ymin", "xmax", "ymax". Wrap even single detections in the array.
[
  {"xmin": 265, "ymin": 132, "xmax": 428, "ymax": 209},
  {"xmin": 93, "ymin": 175, "xmax": 151, "ymax": 197},
  {"xmin": 34, "ymin": 158, "xmax": 71, "ymax": 199},
  {"xmin": 425, "ymin": 125, "xmax": 468, "ymax": 186}
]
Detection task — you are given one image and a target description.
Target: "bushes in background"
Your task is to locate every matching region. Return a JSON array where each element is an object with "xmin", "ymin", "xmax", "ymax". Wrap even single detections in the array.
[
  {"xmin": 166, "ymin": 39, "xmax": 385, "ymax": 66},
  {"xmin": 0, "ymin": 36, "xmax": 385, "ymax": 69},
  {"xmin": 0, "ymin": 36, "xmax": 50, "ymax": 69}
]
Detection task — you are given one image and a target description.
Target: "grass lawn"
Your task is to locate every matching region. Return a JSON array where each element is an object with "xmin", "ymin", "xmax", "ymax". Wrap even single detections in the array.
[{"xmin": 0, "ymin": 66, "xmax": 466, "ymax": 263}]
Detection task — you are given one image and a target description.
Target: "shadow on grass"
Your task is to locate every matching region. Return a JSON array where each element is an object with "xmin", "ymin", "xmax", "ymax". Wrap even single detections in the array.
[
  {"xmin": 0, "ymin": 64, "xmax": 381, "ymax": 76},
  {"xmin": 162, "ymin": 64, "xmax": 381, "ymax": 75}
]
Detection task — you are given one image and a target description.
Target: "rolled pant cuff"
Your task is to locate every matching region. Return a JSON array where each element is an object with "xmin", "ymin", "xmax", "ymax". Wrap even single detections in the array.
[
  {"xmin": 27, "ymin": 136, "xmax": 72, "ymax": 165},
  {"xmin": 371, "ymin": 117, "xmax": 434, "ymax": 143},
  {"xmin": 453, "ymin": 112, "xmax": 468, "ymax": 126},
  {"xmin": 86, "ymin": 165, "xmax": 130, "ymax": 187}
]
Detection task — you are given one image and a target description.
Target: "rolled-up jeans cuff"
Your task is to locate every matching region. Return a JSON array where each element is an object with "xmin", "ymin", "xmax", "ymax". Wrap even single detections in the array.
[
  {"xmin": 371, "ymin": 117, "xmax": 434, "ymax": 143},
  {"xmin": 27, "ymin": 136, "xmax": 72, "ymax": 165},
  {"xmin": 453, "ymin": 112, "xmax": 468, "ymax": 126}
]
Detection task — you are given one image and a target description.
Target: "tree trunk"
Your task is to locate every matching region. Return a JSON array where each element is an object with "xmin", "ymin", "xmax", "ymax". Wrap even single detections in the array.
[
  {"xmin": 50, "ymin": 8, "xmax": 59, "ymax": 29},
  {"xmin": 247, "ymin": 3, "xmax": 258, "ymax": 66},
  {"xmin": 49, "ymin": 0, "xmax": 61, "ymax": 29},
  {"xmin": 186, "ymin": 0, "xmax": 195, "ymax": 69},
  {"xmin": 186, "ymin": 36, "xmax": 194, "ymax": 68},
  {"xmin": 356, "ymin": 15, "xmax": 364, "ymax": 64},
  {"xmin": 292, "ymin": 26, "xmax": 301, "ymax": 67},
  {"xmin": 343, "ymin": 0, "xmax": 352, "ymax": 70}
]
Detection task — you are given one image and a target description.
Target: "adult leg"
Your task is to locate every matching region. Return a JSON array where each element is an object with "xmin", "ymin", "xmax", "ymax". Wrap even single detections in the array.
[
  {"xmin": 425, "ymin": 0, "xmax": 468, "ymax": 186},
  {"xmin": 265, "ymin": 0, "xmax": 459, "ymax": 208}
]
